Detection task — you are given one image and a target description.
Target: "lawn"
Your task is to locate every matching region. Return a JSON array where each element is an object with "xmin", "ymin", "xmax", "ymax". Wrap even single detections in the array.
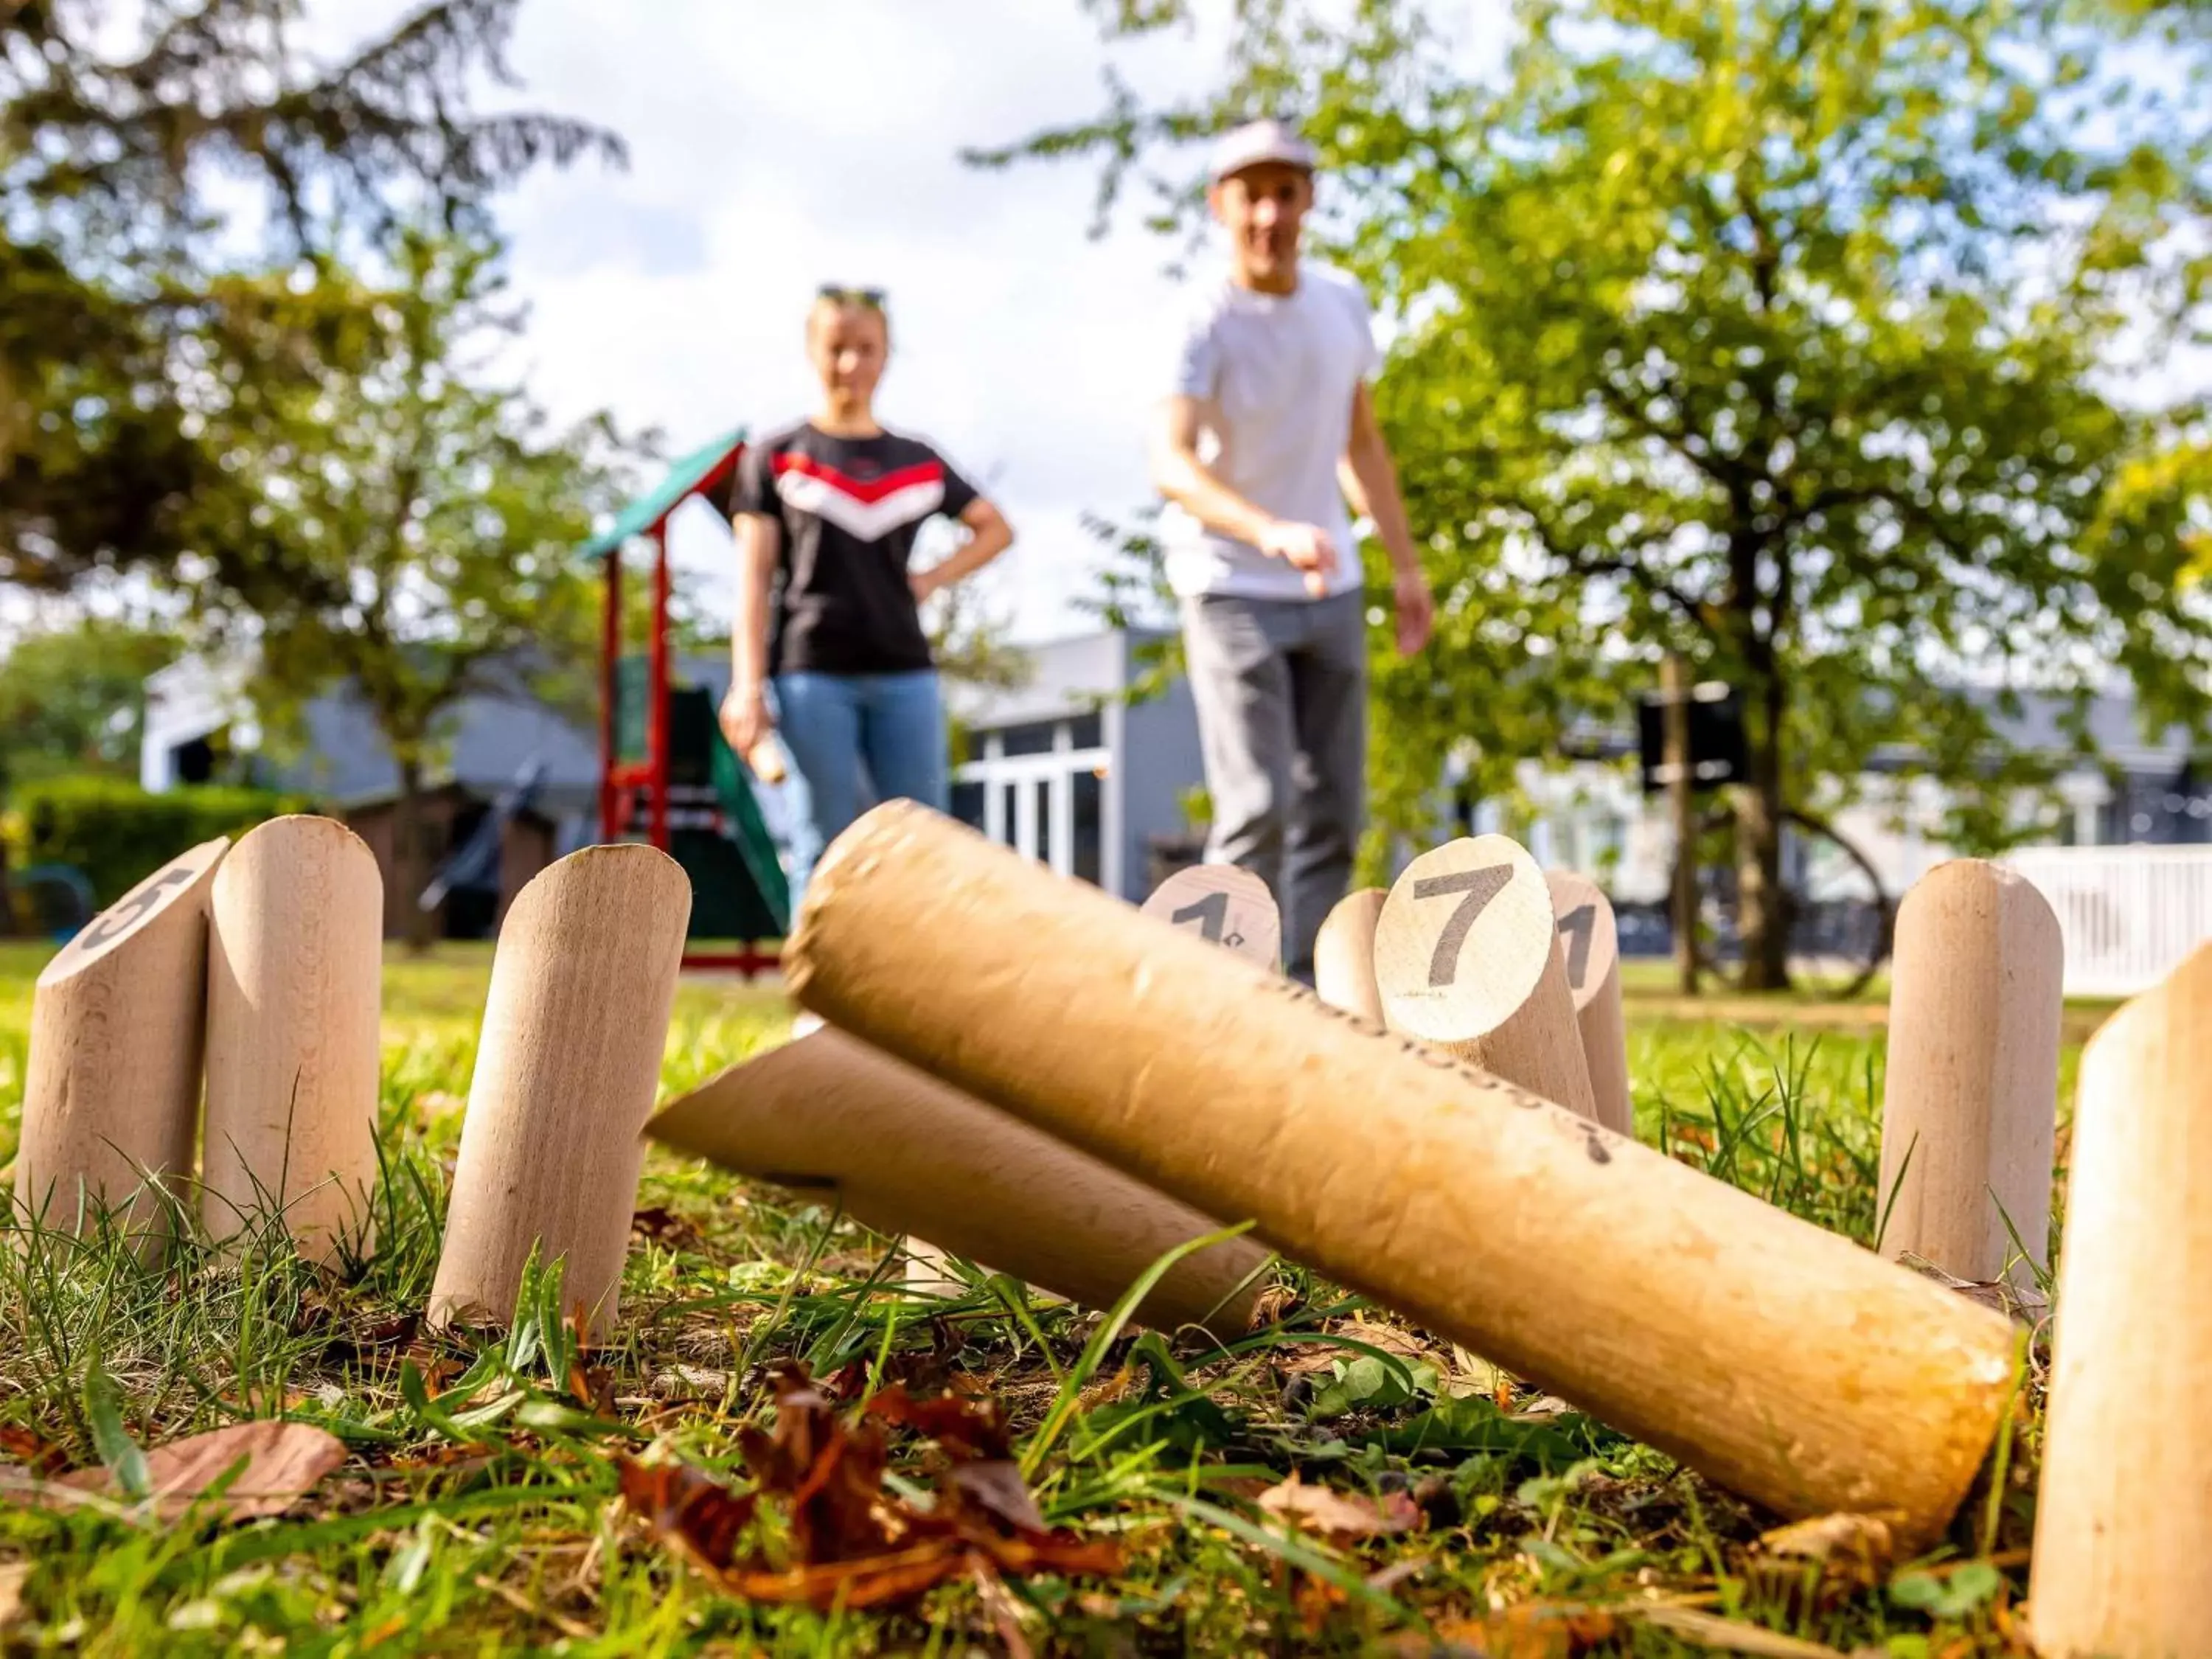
[{"xmin": 0, "ymin": 941, "xmax": 2083, "ymax": 1655}]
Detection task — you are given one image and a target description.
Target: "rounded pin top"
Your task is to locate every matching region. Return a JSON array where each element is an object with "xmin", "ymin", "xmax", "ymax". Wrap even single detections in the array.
[
  {"xmin": 1902, "ymin": 857, "xmax": 2060, "ymax": 946},
  {"xmin": 1375, "ymin": 835, "xmax": 1557, "ymax": 1043},
  {"xmin": 1140, "ymin": 863, "xmax": 1281, "ymax": 968},
  {"xmin": 1542, "ymin": 870, "xmax": 1621, "ymax": 1014},
  {"xmin": 37, "ymin": 835, "xmax": 231, "ymax": 989},
  {"xmin": 501, "ymin": 839, "xmax": 691, "ymax": 929}
]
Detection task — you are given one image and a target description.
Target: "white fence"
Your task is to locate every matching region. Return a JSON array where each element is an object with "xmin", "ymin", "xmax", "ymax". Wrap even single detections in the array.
[{"xmin": 2005, "ymin": 846, "xmax": 2212, "ymax": 998}]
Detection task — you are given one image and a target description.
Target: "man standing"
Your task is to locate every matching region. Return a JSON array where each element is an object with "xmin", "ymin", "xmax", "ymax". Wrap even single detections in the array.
[{"xmin": 1152, "ymin": 117, "xmax": 1433, "ymax": 984}]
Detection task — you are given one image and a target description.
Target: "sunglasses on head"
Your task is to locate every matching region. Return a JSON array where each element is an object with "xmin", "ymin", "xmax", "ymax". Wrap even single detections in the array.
[{"xmin": 817, "ymin": 285, "xmax": 886, "ymax": 309}]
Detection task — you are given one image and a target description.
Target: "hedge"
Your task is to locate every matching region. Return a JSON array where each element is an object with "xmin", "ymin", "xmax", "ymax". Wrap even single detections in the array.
[{"xmin": 3, "ymin": 776, "xmax": 316, "ymax": 908}]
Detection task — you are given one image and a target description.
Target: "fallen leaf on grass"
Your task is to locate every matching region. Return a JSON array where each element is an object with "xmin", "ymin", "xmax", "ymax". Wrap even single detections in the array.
[
  {"xmin": 0, "ymin": 1562, "xmax": 27, "ymax": 1630},
  {"xmin": 1257, "ymin": 1473, "xmax": 1421, "ymax": 1540},
  {"xmin": 0, "ymin": 1425, "xmax": 66, "ymax": 1477},
  {"xmin": 61, "ymin": 1421, "xmax": 346, "ymax": 1522},
  {"xmin": 1749, "ymin": 1511, "xmax": 1899, "ymax": 1605},
  {"xmin": 616, "ymin": 1360, "xmax": 1121, "ymax": 1612},
  {"xmin": 1412, "ymin": 1604, "xmax": 1617, "ymax": 1658},
  {"xmin": 1632, "ymin": 1604, "xmax": 1854, "ymax": 1658}
]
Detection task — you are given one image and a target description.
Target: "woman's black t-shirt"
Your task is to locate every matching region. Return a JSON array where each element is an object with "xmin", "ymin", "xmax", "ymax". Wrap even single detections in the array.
[{"xmin": 727, "ymin": 422, "xmax": 980, "ymax": 677}]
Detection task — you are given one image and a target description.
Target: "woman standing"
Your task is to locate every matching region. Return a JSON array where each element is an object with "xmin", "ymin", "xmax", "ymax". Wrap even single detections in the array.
[{"xmin": 721, "ymin": 287, "xmax": 1014, "ymax": 910}]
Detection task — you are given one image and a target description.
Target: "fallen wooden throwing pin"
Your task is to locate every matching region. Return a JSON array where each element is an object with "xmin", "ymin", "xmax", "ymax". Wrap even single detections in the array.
[
  {"xmin": 785, "ymin": 801, "xmax": 2019, "ymax": 1542},
  {"xmin": 1314, "ymin": 888, "xmax": 1387, "ymax": 1025},
  {"xmin": 2030, "ymin": 941, "xmax": 2212, "ymax": 1659},
  {"xmin": 1140, "ymin": 863, "xmax": 1281, "ymax": 970},
  {"xmin": 644, "ymin": 1026, "xmax": 1267, "ymax": 1340},
  {"xmin": 1877, "ymin": 859, "xmax": 2062, "ymax": 1295},
  {"xmin": 430, "ymin": 844, "xmax": 690, "ymax": 1343},
  {"xmin": 201, "ymin": 816, "xmax": 383, "ymax": 1263},
  {"xmin": 14, "ymin": 838, "xmax": 230, "ymax": 1257},
  {"xmin": 1374, "ymin": 835, "xmax": 1599, "ymax": 1121},
  {"xmin": 1542, "ymin": 871, "xmax": 1634, "ymax": 1138}
]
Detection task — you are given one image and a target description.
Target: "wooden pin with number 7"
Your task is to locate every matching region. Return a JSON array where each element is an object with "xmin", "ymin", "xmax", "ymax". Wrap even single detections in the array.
[{"xmin": 1374, "ymin": 835, "xmax": 1601, "ymax": 1121}]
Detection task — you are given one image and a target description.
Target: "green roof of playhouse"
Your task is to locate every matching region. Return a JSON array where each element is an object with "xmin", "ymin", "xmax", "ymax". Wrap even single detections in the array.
[{"xmin": 580, "ymin": 427, "xmax": 746, "ymax": 560}]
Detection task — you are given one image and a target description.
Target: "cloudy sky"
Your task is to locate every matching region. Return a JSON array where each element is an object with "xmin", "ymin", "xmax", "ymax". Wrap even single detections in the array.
[{"xmin": 296, "ymin": 0, "xmax": 1293, "ymax": 644}]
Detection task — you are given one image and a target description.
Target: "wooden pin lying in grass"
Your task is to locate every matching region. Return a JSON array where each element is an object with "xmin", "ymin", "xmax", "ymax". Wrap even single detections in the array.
[
  {"xmin": 1314, "ymin": 888, "xmax": 1387, "ymax": 1026},
  {"xmin": 430, "ymin": 844, "xmax": 691, "ymax": 1343},
  {"xmin": 14, "ymin": 837, "xmax": 230, "ymax": 1258},
  {"xmin": 1374, "ymin": 835, "xmax": 1599, "ymax": 1121},
  {"xmin": 784, "ymin": 801, "xmax": 2020, "ymax": 1543},
  {"xmin": 1876, "ymin": 859, "xmax": 2062, "ymax": 1294},
  {"xmin": 1140, "ymin": 864, "xmax": 1281, "ymax": 970},
  {"xmin": 1543, "ymin": 871, "xmax": 1633, "ymax": 1138},
  {"xmin": 2031, "ymin": 940, "xmax": 2212, "ymax": 1659},
  {"xmin": 645, "ymin": 1026, "xmax": 1267, "ymax": 1340},
  {"xmin": 201, "ymin": 816, "xmax": 383, "ymax": 1264}
]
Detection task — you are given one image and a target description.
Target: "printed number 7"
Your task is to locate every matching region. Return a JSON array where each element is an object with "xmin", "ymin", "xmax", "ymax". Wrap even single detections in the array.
[{"xmin": 1413, "ymin": 866, "xmax": 1511, "ymax": 987}]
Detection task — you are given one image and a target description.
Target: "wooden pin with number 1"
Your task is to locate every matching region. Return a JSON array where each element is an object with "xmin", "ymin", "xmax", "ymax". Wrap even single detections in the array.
[
  {"xmin": 1140, "ymin": 863, "xmax": 1281, "ymax": 970},
  {"xmin": 1543, "ymin": 871, "xmax": 1634, "ymax": 1138},
  {"xmin": 1374, "ymin": 835, "xmax": 1600, "ymax": 1121}
]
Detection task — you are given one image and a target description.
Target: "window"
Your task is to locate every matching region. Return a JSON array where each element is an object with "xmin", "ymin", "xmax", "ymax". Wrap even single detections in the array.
[
  {"xmin": 994, "ymin": 721, "xmax": 1060, "ymax": 757},
  {"xmin": 1074, "ymin": 770, "xmax": 1103, "ymax": 885},
  {"xmin": 1069, "ymin": 712, "xmax": 1105, "ymax": 751}
]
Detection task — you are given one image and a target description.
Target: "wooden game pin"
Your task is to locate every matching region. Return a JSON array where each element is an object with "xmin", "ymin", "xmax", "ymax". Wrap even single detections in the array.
[
  {"xmin": 784, "ymin": 801, "xmax": 2019, "ymax": 1542},
  {"xmin": 201, "ymin": 816, "xmax": 383, "ymax": 1263},
  {"xmin": 1876, "ymin": 860, "xmax": 2062, "ymax": 1294},
  {"xmin": 645, "ymin": 1025, "xmax": 1267, "ymax": 1340},
  {"xmin": 430, "ymin": 844, "xmax": 690, "ymax": 1341},
  {"xmin": 1542, "ymin": 871, "xmax": 1633, "ymax": 1138},
  {"xmin": 1140, "ymin": 863, "xmax": 1281, "ymax": 970},
  {"xmin": 2029, "ymin": 942, "xmax": 2212, "ymax": 1658},
  {"xmin": 1314, "ymin": 888, "xmax": 1387, "ymax": 1026},
  {"xmin": 1374, "ymin": 835, "xmax": 1599, "ymax": 1121},
  {"xmin": 13, "ymin": 838, "xmax": 230, "ymax": 1256}
]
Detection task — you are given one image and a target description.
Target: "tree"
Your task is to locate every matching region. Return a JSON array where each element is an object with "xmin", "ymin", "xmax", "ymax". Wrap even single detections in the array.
[
  {"xmin": 0, "ymin": 616, "xmax": 181, "ymax": 793},
  {"xmin": 980, "ymin": 0, "xmax": 2212, "ymax": 987},
  {"xmin": 207, "ymin": 227, "xmax": 641, "ymax": 947},
  {"xmin": 1, "ymin": 0, "xmax": 622, "ymax": 593}
]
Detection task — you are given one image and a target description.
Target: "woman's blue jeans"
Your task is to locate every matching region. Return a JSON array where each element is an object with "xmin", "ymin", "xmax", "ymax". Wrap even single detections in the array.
[{"xmin": 771, "ymin": 669, "xmax": 950, "ymax": 913}]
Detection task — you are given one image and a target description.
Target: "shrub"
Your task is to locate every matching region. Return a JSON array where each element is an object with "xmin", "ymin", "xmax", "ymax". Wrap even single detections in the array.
[{"xmin": 2, "ymin": 776, "xmax": 315, "ymax": 906}]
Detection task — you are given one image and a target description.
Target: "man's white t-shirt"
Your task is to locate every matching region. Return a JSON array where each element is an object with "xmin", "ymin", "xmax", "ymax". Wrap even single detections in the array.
[{"xmin": 1161, "ymin": 260, "xmax": 1381, "ymax": 602}]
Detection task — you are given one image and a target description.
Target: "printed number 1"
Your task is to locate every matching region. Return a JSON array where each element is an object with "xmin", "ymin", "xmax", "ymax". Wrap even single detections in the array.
[
  {"xmin": 1558, "ymin": 904, "xmax": 1596, "ymax": 991},
  {"xmin": 1413, "ymin": 866, "xmax": 1512, "ymax": 987},
  {"xmin": 1171, "ymin": 890, "xmax": 1229, "ymax": 944}
]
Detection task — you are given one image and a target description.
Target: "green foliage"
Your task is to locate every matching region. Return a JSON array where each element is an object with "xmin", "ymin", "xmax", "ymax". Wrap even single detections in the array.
[
  {"xmin": 2, "ymin": 776, "xmax": 308, "ymax": 905},
  {"xmin": 0, "ymin": 0, "xmax": 622, "ymax": 593},
  {"xmin": 0, "ymin": 616, "xmax": 180, "ymax": 793},
  {"xmin": 991, "ymin": 0, "xmax": 2212, "ymax": 982}
]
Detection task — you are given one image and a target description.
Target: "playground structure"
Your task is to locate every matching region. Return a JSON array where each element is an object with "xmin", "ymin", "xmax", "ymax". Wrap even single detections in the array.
[
  {"xmin": 582, "ymin": 429, "xmax": 789, "ymax": 977},
  {"xmin": 8, "ymin": 793, "xmax": 2206, "ymax": 1655}
]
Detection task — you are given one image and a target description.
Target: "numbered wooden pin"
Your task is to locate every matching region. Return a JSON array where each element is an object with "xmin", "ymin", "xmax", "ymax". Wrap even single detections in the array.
[
  {"xmin": 2031, "ymin": 942, "xmax": 2212, "ymax": 1658},
  {"xmin": 201, "ymin": 817, "xmax": 383, "ymax": 1263},
  {"xmin": 785, "ymin": 803, "xmax": 2017, "ymax": 1541},
  {"xmin": 1141, "ymin": 864, "xmax": 1281, "ymax": 970},
  {"xmin": 431, "ymin": 844, "xmax": 690, "ymax": 1341},
  {"xmin": 1543, "ymin": 872, "xmax": 1633, "ymax": 1138},
  {"xmin": 1877, "ymin": 860, "xmax": 2062, "ymax": 1294},
  {"xmin": 646, "ymin": 1026, "xmax": 1267, "ymax": 1340},
  {"xmin": 14, "ymin": 838, "xmax": 230, "ymax": 1256},
  {"xmin": 1374, "ymin": 836, "xmax": 1599, "ymax": 1120},
  {"xmin": 1314, "ymin": 888, "xmax": 1387, "ymax": 1026}
]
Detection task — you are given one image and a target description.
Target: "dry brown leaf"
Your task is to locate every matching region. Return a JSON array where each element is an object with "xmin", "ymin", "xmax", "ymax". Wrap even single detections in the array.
[
  {"xmin": 1748, "ymin": 1512, "xmax": 1899, "ymax": 1610},
  {"xmin": 62, "ymin": 1421, "xmax": 346, "ymax": 1522},
  {"xmin": 1429, "ymin": 1604, "xmax": 1617, "ymax": 1659},
  {"xmin": 1256, "ymin": 1473, "xmax": 1421, "ymax": 1540}
]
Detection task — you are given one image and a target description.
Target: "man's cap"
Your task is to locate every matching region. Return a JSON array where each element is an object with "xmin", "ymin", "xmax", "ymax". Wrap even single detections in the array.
[{"xmin": 1207, "ymin": 117, "xmax": 1318, "ymax": 184}]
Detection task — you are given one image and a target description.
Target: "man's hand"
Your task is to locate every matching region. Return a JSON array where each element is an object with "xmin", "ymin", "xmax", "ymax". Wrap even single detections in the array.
[
  {"xmin": 1393, "ymin": 566, "xmax": 1435, "ymax": 655},
  {"xmin": 720, "ymin": 681, "xmax": 770, "ymax": 756},
  {"xmin": 1256, "ymin": 520, "xmax": 1339, "ymax": 597}
]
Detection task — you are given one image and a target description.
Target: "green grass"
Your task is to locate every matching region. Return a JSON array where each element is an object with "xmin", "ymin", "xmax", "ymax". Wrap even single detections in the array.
[{"xmin": 0, "ymin": 942, "xmax": 2087, "ymax": 1655}]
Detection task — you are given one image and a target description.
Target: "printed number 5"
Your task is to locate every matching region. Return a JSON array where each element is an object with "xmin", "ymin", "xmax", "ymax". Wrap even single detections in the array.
[{"xmin": 1413, "ymin": 866, "xmax": 1511, "ymax": 987}]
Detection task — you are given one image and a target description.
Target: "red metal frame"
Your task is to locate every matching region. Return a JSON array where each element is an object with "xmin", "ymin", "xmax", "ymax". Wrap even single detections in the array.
[{"xmin": 599, "ymin": 455, "xmax": 780, "ymax": 979}]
